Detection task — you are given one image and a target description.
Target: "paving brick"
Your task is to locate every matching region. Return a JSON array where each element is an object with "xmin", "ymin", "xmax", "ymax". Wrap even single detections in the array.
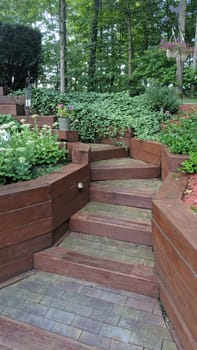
[
  {"xmin": 110, "ymin": 341, "xmax": 143, "ymax": 350},
  {"xmin": 113, "ymin": 304, "xmax": 141, "ymax": 320},
  {"xmin": 139, "ymin": 311, "xmax": 165, "ymax": 327},
  {"xmin": 128, "ymin": 326, "xmax": 168, "ymax": 350},
  {"xmin": 80, "ymin": 331, "xmax": 111, "ymax": 350},
  {"xmin": 16, "ymin": 280, "xmax": 46, "ymax": 293},
  {"xmin": 152, "ymin": 301, "xmax": 163, "ymax": 316},
  {"xmin": 126, "ymin": 297, "xmax": 154, "ymax": 313},
  {"xmin": 162, "ymin": 340, "xmax": 178, "ymax": 350},
  {"xmin": 72, "ymin": 315, "xmax": 102, "ymax": 334},
  {"xmin": 51, "ymin": 321, "xmax": 82, "ymax": 339},
  {"xmin": 120, "ymin": 291, "xmax": 146, "ymax": 300},
  {"xmin": 40, "ymin": 295, "xmax": 68, "ymax": 310},
  {"xmin": 0, "ymin": 271, "xmax": 178, "ymax": 350},
  {"xmin": 99, "ymin": 324, "xmax": 131, "ymax": 343},
  {"xmin": 22, "ymin": 300, "xmax": 49, "ymax": 317},
  {"xmin": 64, "ymin": 302, "xmax": 93, "ymax": 317},
  {"xmin": 45, "ymin": 307, "xmax": 75, "ymax": 325},
  {"xmin": 77, "ymin": 285, "xmax": 127, "ymax": 305},
  {"xmin": 91, "ymin": 308, "xmax": 120, "ymax": 326},
  {"xmin": 25, "ymin": 313, "xmax": 54, "ymax": 332},
  {"xmin": 1, "ymin": 306, "xmax": 28, "ymax": 323},
  {"xmin": 0, "ymin": 293, "xmax": 26, "ymax": 309},
  {"xmin": 4, "ymin": 286, "xmax": 43, "ymax": 303}
]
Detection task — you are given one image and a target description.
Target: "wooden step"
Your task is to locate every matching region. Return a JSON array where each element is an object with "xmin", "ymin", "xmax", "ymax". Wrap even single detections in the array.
[
  {"xmin": 90, "ymin": 179, "xmax": 161, "ymax": 209},
  {"xmin": 89, "ymin": 143, "xmax": 128, "ymax": 161},
  {"xmin": 34, "ymin": 247, "xmax": 159, "ymax": 298},
  {"xmin": 91, "ymin": 158, "xmax": 160, "ymax": 181},
  {"xmin": 69, "ymin": 202, "xmax": 152, "ymax": 246},
  {"xmin": 60, "ymin": 232, "xmax": 154, "ymax": 266},
  {"xmin": 0, "ymin": 316, "xmax": 101, "ymax": 350},
  {"xmin": 0, "ymin": 104, "xmax": 25, "ymax": 116}
]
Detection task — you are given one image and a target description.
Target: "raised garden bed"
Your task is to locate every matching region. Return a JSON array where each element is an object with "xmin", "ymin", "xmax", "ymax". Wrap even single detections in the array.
[{"xmin": 0, "ymin": 144, "xmax": 90, "ymax": 282}]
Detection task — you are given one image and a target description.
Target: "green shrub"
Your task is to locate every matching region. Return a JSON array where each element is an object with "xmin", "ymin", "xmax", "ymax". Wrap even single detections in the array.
[
  {"xmin": 0, "ymin": 114, "xmax": 20, "ymax": 127},
  {"xmin": 0, "ymin": 121, "xmax": 68, "ymax": 185},
  {"xmin": 180, "ymin": 151, "xmax": 197, "ymax": 174},
  {"xmin": 145, "ymin": 84, "xmax": 180, "ymax": 113},
  {"xmin": 157, "ymin": 114, "xmax": 197, "ymax": 154}
]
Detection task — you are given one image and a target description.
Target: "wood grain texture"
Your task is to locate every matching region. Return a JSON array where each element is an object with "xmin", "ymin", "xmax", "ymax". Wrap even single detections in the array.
[
  {"xmin": 69, "ymin": 211, "xmax": 152, "ymax": 245},
  {"xmin": 160, "ymin": 286, "xmax": 197, "ymax": 350},
  {"xmin": 161, "ymin": 147, "xmax": 188, "ymax": 180},
  {"xmin": 130, "ymin": 138, "xmax": 162, "ymax": 166},
  {"xmin": 90, "ymin": 183, "xmax": 153, "ymax": 209},
  {"xmin": 34, "ymin": 247, "xmax": 159, "ymax": 297}
]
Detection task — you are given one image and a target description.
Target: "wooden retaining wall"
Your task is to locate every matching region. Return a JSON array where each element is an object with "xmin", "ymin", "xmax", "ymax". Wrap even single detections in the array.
[
  {"xmin": 152, "ymin": 173, "xmax": 197, "ymax": 350},
  {"xmin": 0, "ymin": 144, "xmax": 90, "ymax": 282}
]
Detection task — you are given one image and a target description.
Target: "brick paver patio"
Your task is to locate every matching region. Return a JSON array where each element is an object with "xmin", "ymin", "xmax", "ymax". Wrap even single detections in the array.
[{"xmin": 0, "ymin": 271, "xmax": 178, "ymax": 350}]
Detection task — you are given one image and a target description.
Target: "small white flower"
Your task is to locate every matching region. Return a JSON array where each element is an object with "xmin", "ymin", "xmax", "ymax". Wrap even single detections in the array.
[{"xmin": 18, "ymin": 157, "xmax": 26, "ymax": 164}]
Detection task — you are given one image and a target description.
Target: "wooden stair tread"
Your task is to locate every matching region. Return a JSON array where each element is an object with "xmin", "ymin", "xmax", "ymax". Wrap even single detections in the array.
[
  {"xmin": 91, "ymin": 157, "xmax": 158, "ymax": 169},
  {"xmin": 70, "ymin": 210, "xmax": 151, "ymax": 229},
  {"xmin": 34, "ymin": 247, "xmax": 159, "ymax": 297},
  {"xmin": 74, "ymin": 202, "xmax": 152, "ymax": 224},
  {"xmin": 90, "ymin": 179, "xmax": 162, "ymax": 209},
  {"xmin": 90, "ymin": 157, "xmax": 160, "ymax": 180},
  {"xmin": 0, "ymin": 316, "xmax": 100, "ymax": 350},
  {"xmin": 90, "ymin": 178, "xmax": 162, "ymax": 193},
  {"xmin": 60, "ymin": 232, "xmax": 154, "ymax": 266},
  {"xmin": 69, "ymin": 202, "xmax": 152, "ymax": 245}
]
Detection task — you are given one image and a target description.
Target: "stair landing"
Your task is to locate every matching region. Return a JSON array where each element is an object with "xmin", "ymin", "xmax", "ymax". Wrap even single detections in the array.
[{"xmin": 0, "ymin": 271, "xmax": 177, "ymax": 350}]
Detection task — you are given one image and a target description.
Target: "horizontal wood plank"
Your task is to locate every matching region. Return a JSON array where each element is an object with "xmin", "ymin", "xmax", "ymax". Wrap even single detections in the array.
[
  {"xmin": 35, "ymin": 247, "xmax": 159, "ymax": 297},
  {"xmin": 0, "ymin": 316, "xmax": 101, "ymax": 350}
]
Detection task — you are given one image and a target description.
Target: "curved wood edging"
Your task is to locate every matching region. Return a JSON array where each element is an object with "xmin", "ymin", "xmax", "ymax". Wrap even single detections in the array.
[{"xmin": 0, "ymin": 143, "xmax": 91, "ymax": 282}]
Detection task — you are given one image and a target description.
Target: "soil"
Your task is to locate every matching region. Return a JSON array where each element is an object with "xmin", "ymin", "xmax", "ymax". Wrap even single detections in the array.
[{"xmin": 182, "ymin": 173, "xmax": 197, "ymax": 210}]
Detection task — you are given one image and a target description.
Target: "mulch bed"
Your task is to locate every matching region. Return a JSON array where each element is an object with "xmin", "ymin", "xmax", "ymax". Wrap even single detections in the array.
[{"xmin": 182, "ymin": 173, "xmax": 197, "ymax": 210}]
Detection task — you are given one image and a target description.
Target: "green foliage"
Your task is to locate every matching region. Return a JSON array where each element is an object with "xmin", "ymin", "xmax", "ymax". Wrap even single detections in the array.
[
  {"xmin": 0, "ymin": 114, "xmax": 20, "ymax": 127},
  {"xmin": 144, "ymin": 84, "xmax": 180, "ymax": 113},
  {"xmin": 0, "ymin": 121, "xmax": 68, "ymax": 185},
  {"xmin": 31, "ymin": 88, "xmax": 173, "ymax": 143},
  {"xmin": 0, "ymin": 22, "xmax": 42, "ymax": 89},
  {"xmin": 180, "ymin": 151, "xmax": 197, "ymax": 174},
  {"xmin": 0, "ymin": 1, "xmax": 195, "ymax": 95},
  {"xmin": 157, "ymin": 114, "xmax": 197, "ymax": 155},
  {"xmin": 129, "ymin": 49, "xmax": 176, "ymax": 96},
  {"xmin": 183, "ymin": 66, "xmax": 197, "ymax": 96}
]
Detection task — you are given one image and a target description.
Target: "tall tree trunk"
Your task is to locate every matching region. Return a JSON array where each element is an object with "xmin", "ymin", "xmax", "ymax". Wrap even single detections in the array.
[
  {"xmin": 191, "ymin": 19, "xmax": 197, "ymax": 95},
  {"xmin": 176, "ymin": 0, "xmax": 186, "ymax": 97},
  {"xmin": 59, "ymin": 0, "xmax": 67, "ymax": 93},
  {"xmin": 87, "ymin": 0, "xmax": 100, "ymax": 91},
  {"xmin": 126, "ymin": 3, "xmax": 133, "ymax": 78},
  {"xmin": 193, "ymin": 20, "xmax": 197, "ymax": 71}
]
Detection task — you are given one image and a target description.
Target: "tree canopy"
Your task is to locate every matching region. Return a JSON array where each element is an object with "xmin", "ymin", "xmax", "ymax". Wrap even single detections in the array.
[
  {"xmin": 0, "ymin": 22, "xmax": 42, "ymax": 89},
  {"xmin": 0, "ymin": 0, "xmax": 196, "ymax": 94}
]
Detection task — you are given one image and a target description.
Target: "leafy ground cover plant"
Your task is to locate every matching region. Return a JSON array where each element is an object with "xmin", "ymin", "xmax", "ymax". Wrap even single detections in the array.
[
  {"xmin": 156, "ymin": 113, "xmax": 197, "ymax": 174},
  {"xmin": 157, "ymin": 114, "xmax": 197, "ymax": 154},
  {"xmin": 31, "ymin": 89, "xmax": 173, "ymax": 143},
  {"xmin": 0, "ymin": 119, "xmax": 68, "ymax": 185}
]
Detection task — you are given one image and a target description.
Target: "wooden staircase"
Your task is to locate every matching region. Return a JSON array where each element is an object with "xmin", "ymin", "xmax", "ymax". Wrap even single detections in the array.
[{"xmin": 35, "ymin": 144, "xmax": 161, "ymax": 299}]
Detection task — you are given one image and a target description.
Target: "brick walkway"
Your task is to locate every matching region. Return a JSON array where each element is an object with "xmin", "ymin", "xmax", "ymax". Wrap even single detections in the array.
[{"xmin": 0, "ymin": 271, "xmax": 178, "ymax": 350}]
